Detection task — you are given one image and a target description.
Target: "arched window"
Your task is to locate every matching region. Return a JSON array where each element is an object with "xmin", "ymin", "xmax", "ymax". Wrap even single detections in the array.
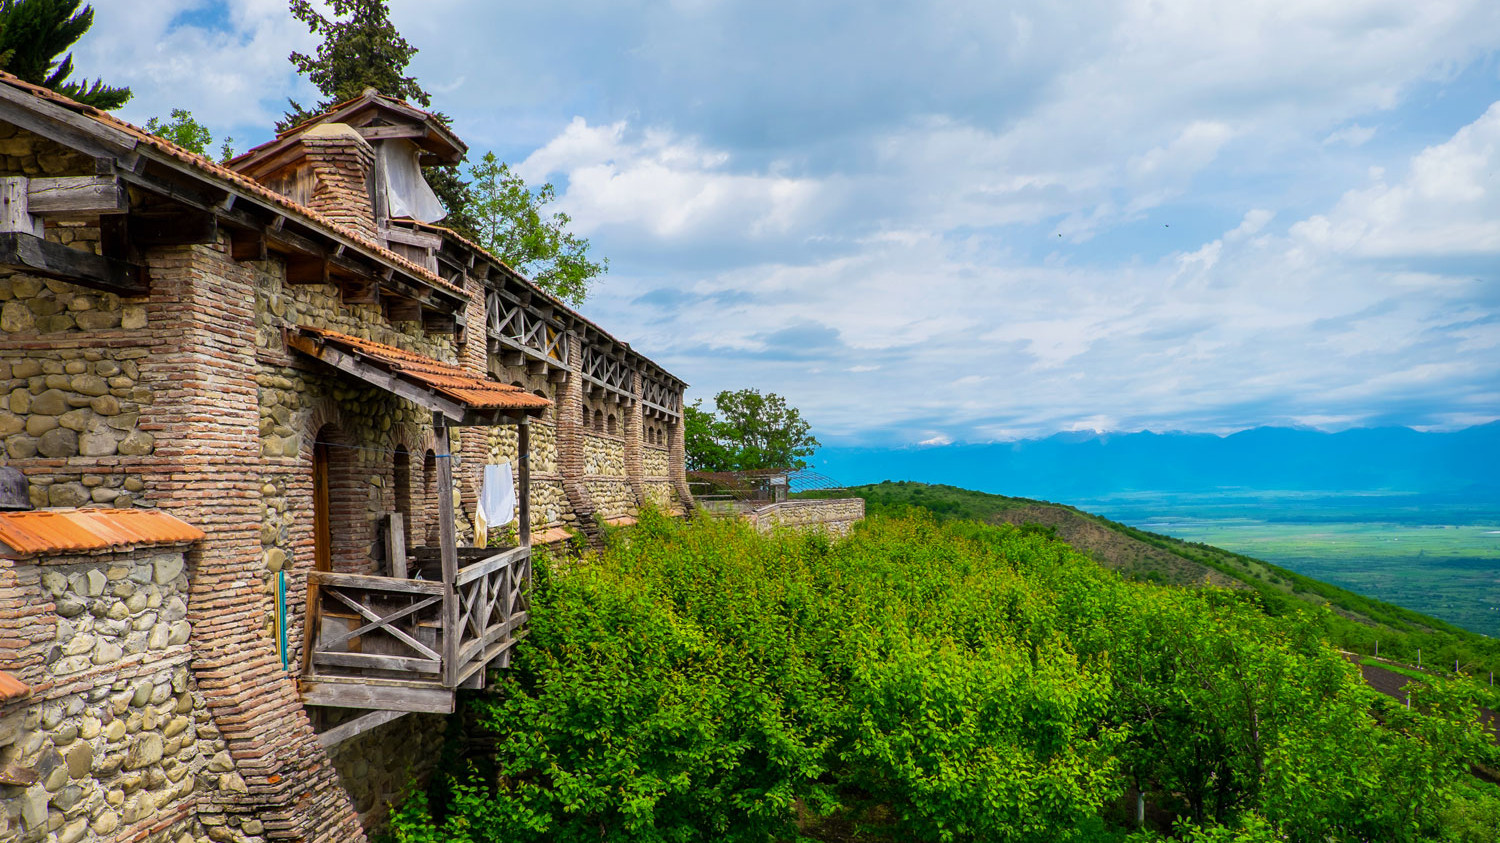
[
  {"xmin": 534, "ymin": 389, "xmax": 549, "ymax": 420},
  {"xmin": 606, "ymin": 414, "xmax": 616, "ymax": 435},
  {"xmin": 593, "ymin": 410, "xmax": 604, "ymax": 431}
]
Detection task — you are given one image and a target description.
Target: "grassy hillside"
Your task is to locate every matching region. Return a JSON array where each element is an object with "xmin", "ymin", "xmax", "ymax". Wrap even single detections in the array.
[{"xmin": 804, "ymin": 481, "xmax": 1500, "ymax": 677}]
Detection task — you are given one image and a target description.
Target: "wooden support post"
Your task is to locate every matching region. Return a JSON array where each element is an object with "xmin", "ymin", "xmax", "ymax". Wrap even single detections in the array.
[
  {"xmin": 435, "ymin": 415, "xmax": 461, "ymax": 688},
  {"xmin": 384, "ymin": 512, "xmax": 407, "ymax": 579},
  {"xmin": 0, "ymin": 177, "xmax": 42, "ymax": 237},
  {"xmin": 518, "ymin": 417, "xmax": 532, "ymax": 551}
]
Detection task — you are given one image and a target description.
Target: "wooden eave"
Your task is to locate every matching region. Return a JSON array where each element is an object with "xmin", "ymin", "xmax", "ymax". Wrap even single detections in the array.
[{"xmin": 239, "ymin": 92, "xmax": 467, "ymax": 169}]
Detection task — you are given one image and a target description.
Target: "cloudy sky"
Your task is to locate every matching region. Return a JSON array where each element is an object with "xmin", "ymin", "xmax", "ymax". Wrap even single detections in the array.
[{"xmin": 78, "ymin": 0, "xmax": 1500, "ymax": 446}]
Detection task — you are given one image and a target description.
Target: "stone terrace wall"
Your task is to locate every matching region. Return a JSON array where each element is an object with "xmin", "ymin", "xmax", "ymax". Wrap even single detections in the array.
[
  {"xmin": 747, "ymin": 499, "xmax": 866, "ymax": 537},
  {"xmin": 323, "ymin": 714, "xmax": 445, "ymax": 832},
  {"xmin": 0, "ymin": 543, "xmax": 222, "ymax": 843}
]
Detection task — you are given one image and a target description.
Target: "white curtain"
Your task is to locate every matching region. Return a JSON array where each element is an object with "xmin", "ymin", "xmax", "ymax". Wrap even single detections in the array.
[{"xmin": 377, "ymin": 139, "xmax": 447, "ymax": 223}]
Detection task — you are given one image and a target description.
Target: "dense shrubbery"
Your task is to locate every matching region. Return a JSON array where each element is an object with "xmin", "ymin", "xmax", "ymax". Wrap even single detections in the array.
[{"xmin": 390, "ymin": 510, "xmax": 1500, "ymax": 842}]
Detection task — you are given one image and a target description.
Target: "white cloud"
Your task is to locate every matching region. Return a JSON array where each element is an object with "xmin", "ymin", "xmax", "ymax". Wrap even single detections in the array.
[
  {"xmin": 518, "ymin": 118, "xmax": 824, "ymax": 241},
  {"xmin": 1293, "ymin": 101, "xmax": 1500, "ymax": 257}
]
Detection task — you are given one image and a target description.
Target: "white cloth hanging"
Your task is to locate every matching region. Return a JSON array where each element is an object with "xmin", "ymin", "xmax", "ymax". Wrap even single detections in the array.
[
  {"xmin": 377, "ymin": 139, "xmax": 448, "ymax": 223},
  {"xmin": 479, "ymin": 462, "xmax": 516, "ymax": 528}
]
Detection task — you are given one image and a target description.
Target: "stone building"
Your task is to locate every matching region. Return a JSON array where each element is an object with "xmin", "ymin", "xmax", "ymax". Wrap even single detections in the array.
[{"xmin": 0, "ymin": 73, "xmax": 689, "ymax": 841}]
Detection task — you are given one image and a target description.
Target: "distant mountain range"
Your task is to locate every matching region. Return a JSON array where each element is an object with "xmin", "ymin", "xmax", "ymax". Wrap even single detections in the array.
[{"xmin": 815, "ymin": 422, "xmax": 1500, "ymax": 506}]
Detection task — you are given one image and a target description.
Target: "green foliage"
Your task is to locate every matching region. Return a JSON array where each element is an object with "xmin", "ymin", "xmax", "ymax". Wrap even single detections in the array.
[
  {"xmin": 144, "ymin": 109, "xmax": 212, "ymax": 156},
  {"xmin": 468, "ymin": 152, "xmax": 606, "ymax": 307},
  {"xmin": 686, "ymin": 389, "xmax": 820, "ymax": 471},
  {"xmin": 0, "ymin": 0, "xmax": 129, "ymax": 108},
  {"xmin": 392, "ymin": 510, "xmax": 1497, "ymax": 841}
]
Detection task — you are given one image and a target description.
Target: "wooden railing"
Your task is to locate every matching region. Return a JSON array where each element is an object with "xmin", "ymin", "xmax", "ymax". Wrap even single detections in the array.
[
  {"xmin": 450, "ymin": 546, "xmax": 530, "ymax": 686},
  {"xmin": 303, "ymin": 546, "xmax": 531, "ymax": 691}
]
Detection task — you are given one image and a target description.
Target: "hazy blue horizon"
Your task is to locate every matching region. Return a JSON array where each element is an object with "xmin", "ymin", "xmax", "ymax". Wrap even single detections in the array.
[{"xmin": 812, "ymin": 421, "xmax": 1500, "ymax": 508}]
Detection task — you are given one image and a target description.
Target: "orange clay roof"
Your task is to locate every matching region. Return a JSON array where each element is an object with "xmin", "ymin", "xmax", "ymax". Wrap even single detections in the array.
[
  {"xmin": 0, "ymin": 72, "xmax": 466, "ymax": 300},
  {"xmin": 0, "ymin": 509, "xmax": 204, "ymax": 557},
  {"xmin": 0, "ymin": 671, "xmax": 29, "ymax": 702},
  {"xmin": 295, "ymin": 326, "xmax": 552, "ymax": 413}
]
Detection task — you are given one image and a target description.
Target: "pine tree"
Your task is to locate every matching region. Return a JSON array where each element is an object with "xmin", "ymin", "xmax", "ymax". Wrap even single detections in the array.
[{"xmin": 0, "ymin": 0, "xmax": 130, "ymax": 109}]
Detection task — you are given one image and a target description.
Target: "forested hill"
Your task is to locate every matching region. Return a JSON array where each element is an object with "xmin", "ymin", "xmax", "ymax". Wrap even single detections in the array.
[{"xmin": 809, "ymin": 481, "xmax": 1500, "ymax": 676}]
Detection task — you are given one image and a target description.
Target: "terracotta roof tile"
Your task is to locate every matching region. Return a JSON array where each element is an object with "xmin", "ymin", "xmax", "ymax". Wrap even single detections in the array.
[
  {"xmin": 0, "ymin": 72, "xmax": 467, "ymax": 300},
  {"xmin": 0, "ymin": 671, "xmax": 29, "ymax": 702},
  {"xmin": 294, "ymin": 326, "xmax": 551, "ymax": 413},
  {"xmin": 0, "ymin": 509, "xmax": 204, "ymax": 557}
]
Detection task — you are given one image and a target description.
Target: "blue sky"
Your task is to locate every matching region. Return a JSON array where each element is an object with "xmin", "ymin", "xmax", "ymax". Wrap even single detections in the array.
[{"xmin": 78, "ymin": 0, "xmax": 1500, "ymax": 446}]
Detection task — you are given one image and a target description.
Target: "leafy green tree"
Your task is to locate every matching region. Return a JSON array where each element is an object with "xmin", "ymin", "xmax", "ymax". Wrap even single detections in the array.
[
  {"xmin": 687, "ymin": 389, "xmax": 820, "ymax": 471},
  {"xmin": 684, "ymin": 401, "xmax": 733, "ymax": 472},
  {"xmin": 469, "ymin": 152, "xmax": 606, "ymax": 306},
  {"xmin": 0, "ymin": 0, "xmax": 129, "ymax": 108},
  {"xmin": 144, "ymin": 109, "xmax": 211, "ymax": 156}
]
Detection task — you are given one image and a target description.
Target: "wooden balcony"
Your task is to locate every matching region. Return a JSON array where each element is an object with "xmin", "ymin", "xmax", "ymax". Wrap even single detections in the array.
[{"xmin": 299, "ymin": 545, "xmax": 531, "ymax": 714}]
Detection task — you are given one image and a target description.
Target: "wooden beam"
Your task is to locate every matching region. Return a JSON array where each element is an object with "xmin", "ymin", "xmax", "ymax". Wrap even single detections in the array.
[
  {"xmin": 317, "ymin": 709, "xmax": 409, "ymax": 748},
  {"xmin": 385, "ymin": 296, "xmax": 422, "ymax": 322},
  {"xmin": 285, "ymin": 255, "xmax": 329, "ymax": 285},
  {"xmin": 0, "ymin": 178, "xmax": 42, "ymax": 237},
  {"xmin": 287, "ymin": 334, "xmax": 469, "ymax": 422},
  {"xmin": 0, "ymin": 231, "xmax": 146, "ymax": 296},
  {"xmin": 129, "ymin": 211, "xmax": 217, "ymax": 246},
  {"xmin": 308, "ymin": 570, "xmax": 445, "ymax": 595},
  {"xmin": 356, "ymin": 124, "xmax": 427, "ymax": 141},
  {"xmin": 299, "ymin": 677, "xmax": 453, "ymax": 714},
  {"xmin": 0, "ymin": 81, "xmax": 139, "ymax": 161},
  {"xmin": 230, "ymin": 230, "xmax": 267, "ymax": 262},
  {"xmin": 435, "ymin": 417, "xmax": 461, "ymax": 689},
  {"xmin": 26, "ymin": 176, "xmax": 126, "ymax": 217}
]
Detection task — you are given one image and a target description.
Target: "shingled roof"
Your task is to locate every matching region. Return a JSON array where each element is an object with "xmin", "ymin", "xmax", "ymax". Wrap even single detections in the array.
[{"xmin": 0, "ymin": 509, "xmax": 204, "ymax": 558}]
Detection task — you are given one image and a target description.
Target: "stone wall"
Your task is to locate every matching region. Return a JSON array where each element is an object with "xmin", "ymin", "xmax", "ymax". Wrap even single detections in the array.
[
  {"xmin": 0, "ymin": 280, "xmax": 152, "ymax": 509},
  {"xmin": 747, "ymin": 499, "xmax": 866, "ymax": 537},
  {"xmin": 583, "ymin": 435, "xmax": 625, "ymax": 477},
  {"xmin": 0, "ymin": 543, "xmax": 221, "ymax": 843},
  {"xmin": 643, "ymin": 481, "xmax": 680, "ymax": 514},
  {"xmin": 585, "ymin": 479, "xmax": 636, "ymax": 520},
  {"xmin": 324, "ymin": 714, "xmax": 445, "ymax": 832},
  {"xmin": 642, "ymin": 446, "xmax": 669, "ymax": 478}
]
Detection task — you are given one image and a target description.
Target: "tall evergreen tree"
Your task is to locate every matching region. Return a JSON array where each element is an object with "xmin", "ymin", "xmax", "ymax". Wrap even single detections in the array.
[{"xmin": 0, "ymin": 0, "xmax": 130, "ymax": 109}]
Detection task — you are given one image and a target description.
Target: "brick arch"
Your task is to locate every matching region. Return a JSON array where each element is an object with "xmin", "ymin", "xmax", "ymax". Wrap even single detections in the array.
[{"xmin": 392, "ymin": 424, "xmax": 435, "ymax": 548}]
